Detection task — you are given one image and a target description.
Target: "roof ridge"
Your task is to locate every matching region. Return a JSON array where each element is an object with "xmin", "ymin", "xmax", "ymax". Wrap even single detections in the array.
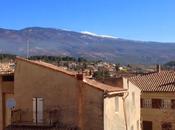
[
  {"xmin": 128, "ymin": 70, "xmax": 175, "ymax": 92},
  {"xmin": 16, "ymin": 56, "xmax": 76, "ymax": 77},
  {"xmin": 16, "ymin": 57, "xmax": 126, "ymax": 93}
]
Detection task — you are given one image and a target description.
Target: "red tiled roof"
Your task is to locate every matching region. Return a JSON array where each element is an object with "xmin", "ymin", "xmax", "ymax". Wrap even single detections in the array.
[
  {"xmin": 0, "ymin": 63, "xmax": 15, "ymax": 74},
  {"xmin": 84, "ymin": 78, "xmax": 127, "ymax": 92},
  {"xmin": 129, "ymin": 71, "xmax": 175, "ymax": 92}
]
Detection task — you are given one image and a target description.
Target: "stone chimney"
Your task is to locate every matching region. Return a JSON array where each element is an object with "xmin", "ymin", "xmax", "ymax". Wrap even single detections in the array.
[
  {"xmin": 76, "ymin": 73, "xmax": 84, "ymax": 80},
  {"xmin": 156, "ymin": 64, "xmax": 161, "ymax": 72}
]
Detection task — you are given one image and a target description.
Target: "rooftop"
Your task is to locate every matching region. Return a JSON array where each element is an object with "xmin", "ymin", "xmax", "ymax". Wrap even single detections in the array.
[
  {"xmin": 84, "ymin": 78, "xmax": 126, "ymax": 92},
  {"xmin": 0, "ymin": 63, "xmax": 15, "ymax": 75},
  {"xmin": 129, "ymin": 71, "xmax": 175, "ymax": 92},
  {"xmin": 16, "ymin": 57, "xmax": 126, "ymax": 93},
  {"xmin": 16, "ymin": 57, "xmax": 76, "ymax": 77}
]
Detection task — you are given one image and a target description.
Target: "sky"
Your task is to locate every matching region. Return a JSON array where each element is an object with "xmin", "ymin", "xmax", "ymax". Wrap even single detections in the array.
[{"xmin": 0, "ymin": 0, "xmax": 175, "ymax": 42}]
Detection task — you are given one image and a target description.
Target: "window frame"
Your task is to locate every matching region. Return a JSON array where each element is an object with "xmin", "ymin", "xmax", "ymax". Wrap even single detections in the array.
[
  {"xmin": 152, "ymin": 99, "xmax": 162, "ymax": 109},
  {"xmin": 2, "ymin": 75, "xmax": 14, "ymax": 82},
  {"xmin": 161, "ymin": 122, "xmax": 172, "ymax": 130},
  {"xmin": 132, "ymin": 92, "xmax": 135, "ymax": 106},
  {"xmin": 115, "ymin": 96, "xmax": 119, "ymax": 113},
  {"xmin": 171, "ymin": 99, "xmax": 175, "ymax": 109}
]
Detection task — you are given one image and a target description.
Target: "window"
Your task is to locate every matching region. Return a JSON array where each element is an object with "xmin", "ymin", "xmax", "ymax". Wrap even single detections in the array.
[
  {"xmin": 141, "ymin": 98, "xmax": 143, "ymax": 108},
  {"xmin": 115, "ymin": 96, "xmax": 119, "ymax": 112},
  {"xmin": 171, "ymin": 100, "xmax": 175, "ymax": 109},
  {"xmin": 162, "ymin": 99, "xmax": 171, "ymax": 109},
  {"xmin": 162, "ymin": 122, "xmax": 172, "ymax": 130},
  {"xmin": 132, "ymin": 92, "xmax": 135, "ymax": 106},
  {"xmin": 2, "ymin": 75, "xmax": 14, "ymax": 82},
  {"xmin": 33, "ymin": 97, "xmax": 44, "ymax": 123},
  {"xmin": 137, "ymin": 120, "xmax": 140, "ymax": 130},
  {"xmin": 143, "ymin": 121, "xmax": 152, "ymax": 130},
  {"xmin": 152, "ymin": 99, "xmax": 162, "ymax": 109},
  {"xmin": 141, "ymin": 98, "xmax": 152, "ymax": 108}
]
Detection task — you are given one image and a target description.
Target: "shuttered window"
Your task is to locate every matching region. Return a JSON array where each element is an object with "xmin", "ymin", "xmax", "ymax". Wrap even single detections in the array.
[
  {"xmin": 171, "ymin": 100, "xmax": 175, "ymax": 109},
  {"xmin": 115, "ymin": 96, "xmax": 119, "ymax": 112},
  {"xmin": 162, "ymin": 99, "xmax": 171, "ymax": 109},
  {"xmin": 141, "ymin": 99, "xmax": 143, "ymax": 108},
  {"xmin": 137, "ymin": 120, "xmax": 140, "ymax": 130},
  {"xmin": 33, "ymin": 97, "xmax": 43, "ymax": 124},
  {"xmin": 162, "ymin": 122, "xmax": 172, "ymax": 130},
  {"xmin": 132, "ymin": 92, "xmax": 135, "ymax": 106},
  {"xmin": 2, "ymin": 75, "xmax": 14, "ymax": 81},
  {"xmin": 152, "ymin": 99, "xmax": 162, "ymax": 109},
  {"xmin": 141, "ymin": 98, "xmax": 152, "ymax": 108}
]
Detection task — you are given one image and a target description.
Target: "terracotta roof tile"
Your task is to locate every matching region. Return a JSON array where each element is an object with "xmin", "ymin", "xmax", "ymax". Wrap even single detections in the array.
[
  {"xmin": 129, "ymin": 71, "xmax": 175, "ymax": 92},
  {"xmin": 83, "ymin": 78, "xmax": 126, "ymax": 92},
  {"xmin": 0, "ymin": 63, "xmax": 15, "ymax": 75}
]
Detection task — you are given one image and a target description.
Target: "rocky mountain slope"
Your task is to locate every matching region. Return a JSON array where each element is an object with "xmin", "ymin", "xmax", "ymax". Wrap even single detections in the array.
[{"xmin": 0, "ymin": 27, "xmax": 175, "ymax": 64}]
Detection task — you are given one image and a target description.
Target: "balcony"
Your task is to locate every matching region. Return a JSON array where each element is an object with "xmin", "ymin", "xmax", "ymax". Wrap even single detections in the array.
[
  {"xmin": 6, "ymin": 109, "xmax": 79, "ymax": 130},
  {"xmin": 11, "ymin": 109, "xmax": 59, "ymax": 126}
]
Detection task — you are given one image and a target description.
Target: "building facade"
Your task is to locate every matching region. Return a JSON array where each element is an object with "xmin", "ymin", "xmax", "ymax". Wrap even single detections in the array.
[
  {"xmin": 0, "ymin": 57, "xmax": 141, "ymax": 130},
  {"xmin": 0, "ymin": 73, "xmax": 14, "ymax": 130},
  {"xmin": 104, "ymin": 77, "xmax": 141, "ymax": 130},
  {"xmin": 129, "ymin": 71, "xmax": 175, "ymax": 130}
]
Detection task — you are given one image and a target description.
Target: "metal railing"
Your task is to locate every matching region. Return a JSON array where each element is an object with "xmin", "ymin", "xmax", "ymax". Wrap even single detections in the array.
[
  {"xmin": 5, "ymin": 125, "xmax": 80, "ymax": 130},
  {"xmin": 11, "ymin": 109, "xmax": 60, "ymax": 126},
  {"xmin": 7, "ymin": 109, "xmax": 80, "ymax": 130}
]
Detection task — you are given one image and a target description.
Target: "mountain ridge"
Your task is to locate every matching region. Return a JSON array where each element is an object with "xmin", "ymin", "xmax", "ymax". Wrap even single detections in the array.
[{"xmin": 0, "ymin": 27, "xmax": 175, "ymax": 64}]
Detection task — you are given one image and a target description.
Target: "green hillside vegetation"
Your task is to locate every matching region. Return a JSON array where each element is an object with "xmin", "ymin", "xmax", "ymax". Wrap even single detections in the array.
[
  {"xmin": 0, "ymin": 54, "xmax": 16, "ymax": 62},
  {"xmin": 164, "ymin": 61, "xmax": 175, "ymax": 69},
  {"xmin": 164, "ymin": 61, "xmax": 175, "ymax": 67}
]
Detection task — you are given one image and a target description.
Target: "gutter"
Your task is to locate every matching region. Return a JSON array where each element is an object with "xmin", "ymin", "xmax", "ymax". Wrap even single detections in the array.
[
  {"xmin": 105, "ymin": 90, "xmax": 127, "ymax": 97},
  {"xmin": 122, "ymin": 91, "xmax": 129, "ymax": 130}
]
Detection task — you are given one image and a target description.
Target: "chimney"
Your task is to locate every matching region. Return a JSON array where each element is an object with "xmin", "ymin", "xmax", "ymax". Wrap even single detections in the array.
[
  {"xmin": 156, "ymin": 64, "xmax": 161, "ymax": 72},
  {"xmin": 76, "ymin": 73, "xmax": 84, "ymax": 80}
]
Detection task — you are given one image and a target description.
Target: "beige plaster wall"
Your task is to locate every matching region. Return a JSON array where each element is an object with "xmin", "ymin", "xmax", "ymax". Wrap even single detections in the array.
[
  {"xmin": 0, "ymin": 76, "xmax": 14, "ymax": 130},
  {"xmin": 141, "ymin": 92, "xmax": 175, "ymax": 130},
  {"xmin": 81, "ymin": 83, "xmax": 104, "ymax": 130},
  {"xmin": 5, "ymin": 94, "xmax": 14, "ymax": 127},
  {"xmin": 14, "ymin": 59, "xmax": 105, "ymax": 130},
  {"xmin": 104, "ymin": 78, "xmax": 141, "ymax": 130},
  {"xmin": 14, "ymin": 60, "xmax": 79, "ymax": 125},
  {"xmin": 104, "ymin": 95, "xmax": 126, "ymax": 130}
]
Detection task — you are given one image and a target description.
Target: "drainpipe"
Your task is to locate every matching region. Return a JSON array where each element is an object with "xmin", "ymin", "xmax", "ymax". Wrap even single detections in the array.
[{"xmin": 122, "ymin": 79, "xmax": 129, "ymax": 130}]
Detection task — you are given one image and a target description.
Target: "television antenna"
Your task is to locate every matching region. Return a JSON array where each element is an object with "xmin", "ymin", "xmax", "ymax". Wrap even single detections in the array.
[{"xmin": 27, "ymin": 39, "xmax": 30, "ymax": 59}]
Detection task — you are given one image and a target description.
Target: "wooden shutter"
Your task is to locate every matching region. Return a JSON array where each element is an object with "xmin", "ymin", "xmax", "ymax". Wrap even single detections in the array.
[
  {"xmin": 171, "ymin": 99, "xmax": 175, "ymax": 109},
  {"xmin": 152, "ymin": 99, "xmax": 162, "ymax": 108},
  {"xmin": 37, "ymin": 98, "xmax": 43, "ymax": 123},
  {"xmin": 141, "ymin": 99, "xmax": 143, "ymax": 108},
  {"xmin": 33, "ymin": 97, "xmax": 44, "ymax": 124},
  {"xmin": 33, "ymin": 98, "xmax": 37, "ymax": 123}
]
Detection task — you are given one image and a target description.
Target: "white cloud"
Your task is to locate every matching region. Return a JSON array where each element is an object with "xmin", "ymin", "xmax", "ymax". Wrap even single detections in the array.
[{"xmin": 81, "ymin": 31, "xmax": 118, "ymax": 39}]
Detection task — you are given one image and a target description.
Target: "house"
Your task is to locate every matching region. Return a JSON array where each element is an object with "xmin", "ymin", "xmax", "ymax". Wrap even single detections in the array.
[
  {"xmin": 129, "ymin": 68, "xmax": 175, "ymax": 130},
  {"xmin": 0, "ymin": 72, "xmax": 14, "ymax": 130},
  {"xmin": 0, "ymin": 57, "xmax": 141, "ymax": 130}
]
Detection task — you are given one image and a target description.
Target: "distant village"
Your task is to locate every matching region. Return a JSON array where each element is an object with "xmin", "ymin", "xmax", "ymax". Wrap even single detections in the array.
[
  {"xmin": 0, "ymin": 54, "xmax": 175, "ymax": 130},
  {"xmin": 0, "ymin": 54, "xmax": 169, "ymax": 80}
]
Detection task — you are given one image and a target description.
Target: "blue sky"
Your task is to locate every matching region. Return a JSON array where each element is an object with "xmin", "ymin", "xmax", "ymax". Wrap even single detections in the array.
[{"xmin": 0, "ymin": 0, "xmax": 175, "ymax": 42}]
